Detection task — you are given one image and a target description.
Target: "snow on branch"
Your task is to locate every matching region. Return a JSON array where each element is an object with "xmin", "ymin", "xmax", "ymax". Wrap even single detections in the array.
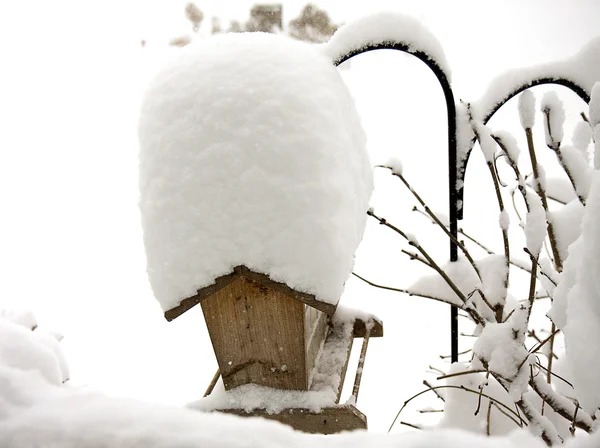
[
  {"xmin": 541, "ymin": 91, "xmax": 565, "ymax": 150},
  {"xmin": 473, "ymin": 36, "xmax": 599, "ymax": 125}
]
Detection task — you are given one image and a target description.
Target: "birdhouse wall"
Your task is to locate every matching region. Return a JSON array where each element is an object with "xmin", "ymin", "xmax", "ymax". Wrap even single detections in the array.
[
  {"xmin": 201, "ymin": 276, "xmax": 307, "ymax": 391},
  {"xmin": 304, "ymin": 306, "xmax": 328, "ymax": 387}
]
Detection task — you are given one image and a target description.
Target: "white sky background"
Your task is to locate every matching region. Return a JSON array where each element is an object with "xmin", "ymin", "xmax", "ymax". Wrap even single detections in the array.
[{"xmin": 0, "ymin": 0, "xmax": 599, "ymax": 434}]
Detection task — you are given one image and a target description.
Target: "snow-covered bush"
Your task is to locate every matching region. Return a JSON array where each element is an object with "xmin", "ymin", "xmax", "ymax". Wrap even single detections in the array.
[{"xmin": 370, "ymin": 78, "xmax": 600, "ymax": 444}]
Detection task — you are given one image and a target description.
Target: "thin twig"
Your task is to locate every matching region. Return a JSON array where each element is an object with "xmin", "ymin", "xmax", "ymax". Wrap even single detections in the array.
[
  {"xmin": 351, "ymin": 272, "xmax": 459, "ymax": 307},
  {"xmin": 487, "ymin": 401, "xmax": 493, "ymax": 436},
  {"xmin": 401, "ymin": 249, "xmax": 432, "ymax": 267},
  {"xmin": 475, "ymin": 371, "xmax": 491, "ymax": 416},
  {"xmin": 547, "ymin": 323, "xmax": 557, "ymax": 384},
  {"xmin": 437, "ymin": 369, "xmax": 487, "ymax": 381},
  {"xmin": 367, "ymin": 209, "xmax": 486, "ymax": 327},
  {"xmin": 400, "ymin": 421, "xmax": 423, "ymax": 430},
  {"xmin": 528, "ymin": 330, "xmax": 558, "ymax": 360},
  {"xmin": 570, "ymin": 402, "xmax": 580, "ymax": 436},
  {"xmin": 530, "ymin": 375, "xmax": 593, "ymax": 433},
  {"xmin": 423, "ymin": 380, "xmax": 445, "ymax": 403},
  {"xmin": 428, "ymin": 365, "xmax": 446, "ymax": 376},
  {"xmin": 486, "ymin": 159, "xmax": 510, "ymax": 322},
  {"xmin": 388, "ymin": 384, "xmax": 524, "ymax": 432},
  {"xmin": 203, "ymin": 369, "xmax": 220, "ymax": 397},
  {"xmin": 440, "ymin": 349, "xmax": 472, "ymax": 359},
  {"xmin": 535, "ymin": 363, "xmax": 571, "ymax": 388},
  {"xmin": 379, "ymin": 165, "xmax": 485, "ymax": 284}
]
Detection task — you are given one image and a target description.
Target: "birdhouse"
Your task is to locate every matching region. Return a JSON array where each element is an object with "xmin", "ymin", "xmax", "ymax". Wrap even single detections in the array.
[
  {"xmin": 138, "ymin": 31, "xmax": 380, "ymax": 434},
  {"xmin": 165, "ymin": 266, "xmax": 383, "ymax": 433}
]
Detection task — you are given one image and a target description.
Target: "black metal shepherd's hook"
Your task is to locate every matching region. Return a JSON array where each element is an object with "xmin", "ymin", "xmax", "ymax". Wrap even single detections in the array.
[
  {"xmin": 329, "ymin": 38, "xmax": 461, "ymax": 362},
  {"xmin": 328, "ymin": 20, "xmax": 596, "ymax": 364},
  {"xmin": 456, "ymin": 78, "xmax": 591, "ymax": 203}
]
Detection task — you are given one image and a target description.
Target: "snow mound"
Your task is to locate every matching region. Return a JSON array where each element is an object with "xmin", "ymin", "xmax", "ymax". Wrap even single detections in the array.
[{"xmin": 139, "ymin": 32, "xmax": 373, "ymax": 311}]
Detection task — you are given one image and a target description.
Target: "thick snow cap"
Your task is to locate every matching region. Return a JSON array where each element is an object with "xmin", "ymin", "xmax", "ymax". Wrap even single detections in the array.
[{"xmin": 139, "ymin": 32, "xmax": 373, "ymax": 312}]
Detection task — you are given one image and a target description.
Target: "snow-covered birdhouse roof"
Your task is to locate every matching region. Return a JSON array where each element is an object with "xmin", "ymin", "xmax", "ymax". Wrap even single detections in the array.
[
  {"xmin": 138, "ymin": 32, "xmax": 373, "ymax": 317},
  {"xmin": 165, "ymin": 265, "xmax": 336, "ymax": 321}
]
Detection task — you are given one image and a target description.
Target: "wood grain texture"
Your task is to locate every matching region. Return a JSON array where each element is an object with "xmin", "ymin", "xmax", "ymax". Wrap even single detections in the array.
[
  {"xmin": 201, "ymin": 276, "xmax": 307, "ymax": 390},
  {"xmin": 305, "ymin": 308, "xmax": 328, "ymax": 384},
  {"xmin": 221, "ymin": 405, "xmax": 367, "ymax": 434},
  {"xmin": 165, "ymin": 266, "xmax": 337, "ymax": 321}
]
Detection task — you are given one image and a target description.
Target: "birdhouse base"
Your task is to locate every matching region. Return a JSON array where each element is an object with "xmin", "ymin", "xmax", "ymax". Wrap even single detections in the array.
[{"xmin": 220, "ymin": 404, "xmax": 367, "ymax": 434}]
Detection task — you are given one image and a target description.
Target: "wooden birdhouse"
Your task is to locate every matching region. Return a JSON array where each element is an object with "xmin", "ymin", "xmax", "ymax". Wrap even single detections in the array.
[
  {"xmin": 138, "ymin": 31, "xmax": 380, "ymax": 434},
  {"xmin": 165, "ymin": 266, "xmax": 383, "ymax": 434}
]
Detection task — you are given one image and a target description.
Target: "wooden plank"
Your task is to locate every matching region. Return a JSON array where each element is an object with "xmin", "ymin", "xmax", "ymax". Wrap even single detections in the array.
[
  {"xmin": 165, "ymin": 266, "xmax": 337, "ymax": 321},
  {"xmin": 241, "ymin": 267, "xmax": 337, "ymax": 316},
  {"xmin": 305, "ymin": 308, "xmax": 328, "ymax": 386},
  {"xmin": 203, "ymin": 369, "xmax": 221, "ymax": 397},
  {"xmin": 201, "ymin": 276, "xmax": 307, "ymax": 390},
  {"xmin": 221, "ymin": 405, "xmax": 367, "ymax": 434},
  {"xmin": 353, "ymin": 318, "xmax": 383, "ymax": 338},
  {"xmin": 164, "ymin": 269, "xmax": 240, "ymax": 321},
  {"xmin": 350, "ymin": 326, "xmax": 371, "ymax": 404},
  {"xmin": 334, "ymin": 326, "xmax": 354, "ymax": 404}
]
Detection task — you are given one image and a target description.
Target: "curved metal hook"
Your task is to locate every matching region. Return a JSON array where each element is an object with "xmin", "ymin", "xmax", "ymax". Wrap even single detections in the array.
[
  {"xmin": 332, "ymin": 42, "xmax": 458, "ymax": 261},
  {"xmin": 457, "ymin": 77, "xmax": 591, "ymax": 218},
  {"xmin": 331, "ymin": 41, "xmax": 460, "ymax": 362}
]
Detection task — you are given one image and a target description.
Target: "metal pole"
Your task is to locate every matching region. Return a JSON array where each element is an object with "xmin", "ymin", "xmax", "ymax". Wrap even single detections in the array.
[{"xmin": 333, "ymin": 39, "xmax": 459, "ymax": 362}]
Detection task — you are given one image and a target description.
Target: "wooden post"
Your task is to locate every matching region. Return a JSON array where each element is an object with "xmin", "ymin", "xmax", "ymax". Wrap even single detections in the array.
[
  {"xmin": 203, "ymin": 369, "xmax": 221, "ymax": 397},
  {"xmin": 350, "ymin": 324, "xmax": 371, "ymax": 404}
]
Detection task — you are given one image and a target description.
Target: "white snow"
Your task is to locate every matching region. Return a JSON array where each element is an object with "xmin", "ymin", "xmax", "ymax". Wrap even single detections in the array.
[
  {"xmin": 545, "ymin": 177, "xmax": 577, "ymax": 204},
  {"xmin": 548, "ymin": 199, "xmax": 585, "ymax": 263},
  {"xmin": 559, "ymin": 145, "xmax": 593, "ymax": 201},
  {"xmin": 478, "ymin": 255, "xmax": 508, "ymax": 309},
  {"xmin": 3, "ymin": 323, "xmax": 592, "ymax": 448},
  {"xmin": 0, "ymin": 318, "xmax": 64, "ymax": 386},
  {"xmin": 409, "ymin": 255, "xmax": 508, "ymax": 321},
  {"xmin": 548, "ymin": 237, "xmax": 582, "ymax": 330},
  {"xmin": 323, "ymin": 13, "xmax": 451, "ymax": 81},
  {"xmin": 499, "ymin": 211, "xmax": 510, "ymax": 231},
  {"xmin": 540, "ymin": 91, "xmax": 565, "ymax": 149},
  {"xmin": 590, "ymin": 81, "xmax": 600, "ymax": 127},
  {"xmin": 138, "ymin": 32, "xmax": 373, "ymax": 311},
  {"xmin": 409, "ymin": 257, "xmax": 475, "ymax": 307},
  {"xmin": 595, "ymin": 125, "xmax": 600, "ymax": 170},
  {"xmin": 557, "ymin": 172, "xmax": 600, "ymax": 413},
  {"xmin": 406, "ymin": 233, "xmax": 419, "ymax": 245},
  {"xmin": 331, "ymin": 305, "xmax": 381, "ymax": 328},
  {"xmin": 385, "ymin": 156, "xmax": 403, "ymax": 175},
  {"xmin": 518, "ymin": 90, "xmax": 536, "ymax": 130},
  {"xmin": 456, "ymin": 101, "xmax": 476, "ymax": 178},
  {"xmin": 0, "ymin": 308, "xmax": 37, "ymax": 330},
  {"xmin": 473, "ymin": 319, "xmax": 528, "ymax": 390},
  {"xmin": 189, "ymin": 381, "xmax": 337, "ymax": 414},
  {"xmin": 476, "ymin": 123, "xmax": 497, "ymax": 162},
  {"xmin": 571, "ymin": 121, "xmax": 592, "ymax": 159},
  {"xmin": 437, "ymin": 363, "xmax": 518, "ymax": 436},
  {"xmin": 524, "ymin": 190, "xmax": 547, "ymax": 257},
  {"xmin": 493, "ymin": 131, "xmax": 520, "ymax": 164},
  {"xmin": 473, "ymin": 36, "xmax": 600, "ymax": 124}
]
